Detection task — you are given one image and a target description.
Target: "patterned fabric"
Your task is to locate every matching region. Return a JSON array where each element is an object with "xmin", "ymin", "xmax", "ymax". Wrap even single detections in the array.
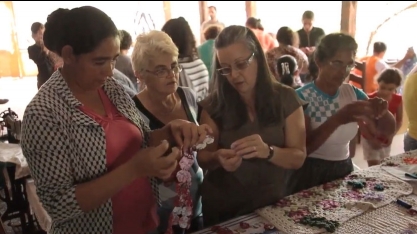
[
  {"xmin": 301, "ymin": 87, "xmax": 340, "ymax": 123},
  {"xmin": 20, "ymin": 71, "xmax": 159, "ymax": 234}
]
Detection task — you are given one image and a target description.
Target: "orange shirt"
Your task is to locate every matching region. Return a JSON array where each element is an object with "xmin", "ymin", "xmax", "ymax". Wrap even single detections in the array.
[{"xmin": 251, "ymin": 28, "xmax": 277, "ymax": 52}]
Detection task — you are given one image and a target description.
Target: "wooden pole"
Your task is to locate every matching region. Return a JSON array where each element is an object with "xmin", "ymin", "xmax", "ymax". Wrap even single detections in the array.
[
  {"xmin": 199, "ymin": 1, "xmax": 208, "ymax": 25},
  {"xmin": 340, "ymin": 1, "xmax": 357, "ymax": 37},
  {"xmin": 163, "ymin": 1, "xmax": 171, "ymax": 22},
  {"xmin": 245, "ymin": 1, "xmax": 257, "ymax": 19}
]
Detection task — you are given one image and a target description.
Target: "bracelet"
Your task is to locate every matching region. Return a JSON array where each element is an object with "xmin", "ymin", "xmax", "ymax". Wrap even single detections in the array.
[{"xmin": 266, "ymin": 145, "xmax": 274, "ymax": 160}]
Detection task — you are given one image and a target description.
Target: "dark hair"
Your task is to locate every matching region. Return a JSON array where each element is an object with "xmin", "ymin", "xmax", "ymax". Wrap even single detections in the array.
[
  {"xmin": 204, "ymin": 25, "xmax": 221, "ymax": 40},
  {"xmin": 373, "ymin": 42, "xmax": 387, "ymax": 54},
  {"xmin": 307, "ymin": 55, "xmax": 319, "ymax": 82},
  {"xmin": 43, "ymin": 6, "xmax": 119, "ymax": 56},
  {"xmin": 376, "ymin": 68, "xmax": 403, "ymax": 87},
  {"xmin": 208, "ymin": 25, "xmax": 279, "ymax": 130},
  {"xmin": 276, "ymin": 55, "xmax": 297, "ymax": 87},
  {"xmin": 314, "ymin": 33, "xmax": 358, "ymax": 63},
  {"xmin": 276, "ymin": 27, "xmax": 298, "ymax": 46},
  {"xmin": 162, "ymin": 17, "xmax": 197, "ymax": 59},
  {"xmin": 302, "ymin": 10, "xmax": 314, "ymax": 20},
  {"xmin": 246, "ymin": 17, "xmax": 264, "ymax": 31},
  {"xmin": 31, "ymin": 22, "xmax": 44, "ymax": 34},
  {"xmin": 119, "ymin": 30, "xmax": 132, "ymax": 50},
  {"xmin": 208, "ymin": 6, "xmax": 217, "ymax": 11}
]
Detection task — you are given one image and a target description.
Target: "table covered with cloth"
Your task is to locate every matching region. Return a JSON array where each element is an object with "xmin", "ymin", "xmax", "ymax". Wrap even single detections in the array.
[{"xmin": 194, "ymin": 151, "xmax": 417, "ymax": 234}]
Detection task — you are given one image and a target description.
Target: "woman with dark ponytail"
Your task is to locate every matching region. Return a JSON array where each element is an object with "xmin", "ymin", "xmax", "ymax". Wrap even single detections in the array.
[{"xmin": 276, "ymin": 55, "xmax": 301, "ymax": 89}]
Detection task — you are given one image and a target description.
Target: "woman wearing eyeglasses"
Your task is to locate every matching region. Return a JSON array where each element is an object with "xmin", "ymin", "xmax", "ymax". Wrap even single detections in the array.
[
  {"xmin": 131, "ymin": 31, "xmax": 205, "ymax": 234},
  {"xmin": 290, "ymin": 33, "xmax": 392, "ymax": 194},
  {"xmin": 197, "ymin": 25, "xmax": 307, "ymax": 226}
]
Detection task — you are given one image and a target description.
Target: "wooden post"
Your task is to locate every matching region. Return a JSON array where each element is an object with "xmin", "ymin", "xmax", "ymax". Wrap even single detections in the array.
[
  {"xmin": 163, "ymin": 1, "xmax": 171, "ymax": 22},
  {"xmin": 245, "ymin": 1, "xmax": 256, "ymax": 19},
  {"xmin": 199, "ymin": 1, "xmax": 208, "ymax": 25},
  {"xmin": 340, "ymin": 1, "xmax": 357, "ymax": 37}
]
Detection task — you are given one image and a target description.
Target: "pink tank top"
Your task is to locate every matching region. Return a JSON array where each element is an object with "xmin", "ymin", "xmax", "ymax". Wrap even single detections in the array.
[{"xmin": 79, "ymin": 89, "xmax": 158, "ymax": 234}]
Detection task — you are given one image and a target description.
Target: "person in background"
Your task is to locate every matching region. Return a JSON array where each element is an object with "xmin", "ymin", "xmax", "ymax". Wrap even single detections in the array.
[
  {"xmin": 403, "ymin": 70, "xmax": 417, "ymax": 152},
  {"xmin": 200, "ymin": 6, "xmax": 225, "ymax": 44},
  {"xmin": 20, "ymin": 6, "xmax": 210, "ymax": 234},
  {"xmin": 276, "ymin": 55, "xmax": 301, "ymax": 89},
  {"xmin": 113, "ymin": 69, "xmax": 137, "ymax": 97},
  {"xmin": 297, "ymin": 11, "xmax": 325, "ymax": 57},
  {"xmin": 197, "ymin": 25, "xmax": 307, "ymax": 226},
  {"xmin": 266, "ymin": 26, "xmax": 308, "ymax": 85},
  {"xmin": 245, "ymin": 17, "xmax": 277, "ymax": 52},
  {"xmin": 198, "ymin": 25, "xmax": 222, "ymax": 81},
  {"xmin": 361, "ymin": 42, "xmax": 415, "ymax": 94},
  {"xmin": 291, "ymin": 33, "xmax": 390, "ymax": 193},
  {"xmin": 362, "ymin": 68, "xmax": 403, "ymax": 166},
  {"xmin": 28, "ymin": 22, "xmax": 54, "ymax": 90},
  {"xmin": 115, "ymin": 30, "xmax": 137, "ymax": 92},
  {"xmin": 162, "ymin": 17, "xmax": 210, "ymax": 102}
]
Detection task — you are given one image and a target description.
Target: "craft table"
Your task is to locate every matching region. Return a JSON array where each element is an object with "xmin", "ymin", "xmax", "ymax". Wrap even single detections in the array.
[{"xmin": 194, "ymin": 151, "xmax": 417, "ymax": 234}]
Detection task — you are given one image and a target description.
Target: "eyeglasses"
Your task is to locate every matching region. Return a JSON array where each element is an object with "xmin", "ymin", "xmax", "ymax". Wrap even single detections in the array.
[
  {"xmin": 216, "ymin": 53, "xmax": 255, "ymax": 76},
  {"xmin": 329, "ymin": 61, "xmax": 355, "ymax": 72},
  {"xmin": 145, "ymin": 64, "xmax": 182, "ymax": 78}
]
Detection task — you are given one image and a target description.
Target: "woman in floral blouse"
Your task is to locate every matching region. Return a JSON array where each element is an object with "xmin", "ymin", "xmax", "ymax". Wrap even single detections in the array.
[
  {"xmin": 20, "ymin": 6, "xmax": 210, "ymax": 234},
  {"xmin": 266, "ymin": 26, "xmax": 309, "ymax": 85}
]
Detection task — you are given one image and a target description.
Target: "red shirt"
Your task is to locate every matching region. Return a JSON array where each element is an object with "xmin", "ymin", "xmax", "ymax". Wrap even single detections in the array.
[
  {"xmin": 79, "ymin": 89, "xmax": 158, "ymax": 234},
  {"xmin": 367, "ymin": 92, "xmax": 402, "ymax": 116}
]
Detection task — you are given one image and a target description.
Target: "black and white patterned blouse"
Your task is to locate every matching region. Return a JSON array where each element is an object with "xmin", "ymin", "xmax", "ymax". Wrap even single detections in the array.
[{"xmin": 20, "ymin": 71, "xmax": 159, "ymax": 234}]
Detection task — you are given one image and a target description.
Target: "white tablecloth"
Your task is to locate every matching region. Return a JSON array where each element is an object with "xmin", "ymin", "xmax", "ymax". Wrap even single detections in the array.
[{"xmin": 0, "ymin": 142, "xmax": 30, "ymax": 179}]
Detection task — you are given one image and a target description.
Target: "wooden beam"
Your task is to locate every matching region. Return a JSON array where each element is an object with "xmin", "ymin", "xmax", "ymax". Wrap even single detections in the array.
[
  {"xmin": 163, "ymin": 1, "xmax": 171, "ymax": 22},
  {"xmin": 245, "ymin": 1, "xmax": 256, "ymax": 19},
  {"xmin": 199, "ymin": 1, "xmax": 208, "ymax": 25},
  {"xmin": 340, "ymin": 1, "xmax": 357, "ymax": 37}
]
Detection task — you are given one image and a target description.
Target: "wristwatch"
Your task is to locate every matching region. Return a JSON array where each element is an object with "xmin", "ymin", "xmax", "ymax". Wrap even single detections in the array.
[{"xmin": 266, "ymin": 145, "xmax": 274, "ymax": 160}]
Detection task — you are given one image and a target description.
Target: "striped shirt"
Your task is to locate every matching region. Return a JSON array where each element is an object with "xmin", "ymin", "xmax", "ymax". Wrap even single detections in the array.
[{"xmin": 180, "ymin": 59, "xmax": 209, "ymax": 102}]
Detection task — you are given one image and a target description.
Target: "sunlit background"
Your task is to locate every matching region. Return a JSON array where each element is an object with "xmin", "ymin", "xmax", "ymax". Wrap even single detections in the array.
[{"xmin": 1, "ymin": 1, "xmax": 417, "ymax": 78}]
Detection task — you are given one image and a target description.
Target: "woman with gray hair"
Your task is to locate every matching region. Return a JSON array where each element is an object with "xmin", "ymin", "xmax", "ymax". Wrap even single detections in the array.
[
  {"xmin": 197, "ymin": 25, "xmax": 307, "ymax": 225},
  {"xmin": 131, "ymin": 30, "xmax": 205, "ymax": 233}
]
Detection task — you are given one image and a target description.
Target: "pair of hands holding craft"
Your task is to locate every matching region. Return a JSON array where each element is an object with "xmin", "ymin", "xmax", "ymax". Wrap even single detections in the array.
[
  {"xmin": 216, "ymin": 134, "xmax": 270, "ymax": 172},
  {"xmin": 128, "ymin": 119, "xmax": 212, "ymax": 180},
  {"xmin": 335, "ymin": 97, "xmax": 393, "ymax": 149}
]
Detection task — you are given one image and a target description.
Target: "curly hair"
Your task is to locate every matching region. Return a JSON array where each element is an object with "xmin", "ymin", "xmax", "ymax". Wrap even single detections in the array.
[{"xmin": 162, "ymin": 17, "xmax": 197, "ymax": 59}]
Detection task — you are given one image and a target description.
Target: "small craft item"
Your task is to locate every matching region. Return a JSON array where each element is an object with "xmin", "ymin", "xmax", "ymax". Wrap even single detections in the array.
[
  {"xmin": 347, "ymin": 180, "xmax": 366, "ymax": 189},
  {"xmin": 166, "ymin": 136, "xmax": 214, "ymax": 234},
  {"xmin": 299, "ymin": 216, "xmax": 340, "ymax": 233},
  {"xmin": 405, "ymin": 173, "xmax": 417, "ymax": 179},
  {"xmin": 373, "ymin": 184, "xmax": 384, "ymax": 191},
  {"xmin": 239, "ymin": 221, "xmax": 250, "ymax": 229},
  {"xmin": 257, "ymin": 168, "xmax": 413, "ymax": 234}
]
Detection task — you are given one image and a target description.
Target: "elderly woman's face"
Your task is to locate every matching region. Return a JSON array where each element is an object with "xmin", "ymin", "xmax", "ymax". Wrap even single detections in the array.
[
  {"xmin": 317, "ymin": 49, "xmax": 355, "ymax": 88},
  {"xmin": 216, "ymin": 42, "xmax": 258, "ymax": 95},
  {"xmin": 142, "ymin": 53, "xmax": 179, "ymax": 94}
]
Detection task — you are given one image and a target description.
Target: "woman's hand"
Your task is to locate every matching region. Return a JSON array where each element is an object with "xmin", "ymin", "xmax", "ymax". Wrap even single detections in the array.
[
  {"xmin": 230, "ymin": 134, "xmax": 269, "ymax": 159},
  {"xmin": 168, "ymin": 119, "xmax": 213, "ymax": 149},
  {"xmin": 335, "ymin": 101, "xmax": 375, "ymax": 124},
  {"xmin": 129, "ymin": 140, "xmax": 181, "ymax": 180},
  {"xmin": 216, "ymin": 149, "xmax": 242, "ymax": 172},
  {"xmin": 367, "ymin": 97, "xmax": 388, "ymax": 119}
]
